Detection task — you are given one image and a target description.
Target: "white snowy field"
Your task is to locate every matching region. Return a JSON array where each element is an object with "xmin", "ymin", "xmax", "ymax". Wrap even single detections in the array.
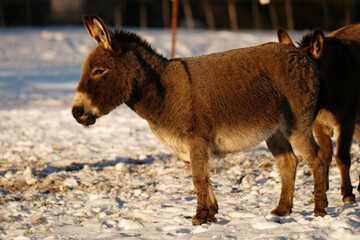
[{"xmin": 0, "ymin": 26, "xmax": 359, "ymax": 240}]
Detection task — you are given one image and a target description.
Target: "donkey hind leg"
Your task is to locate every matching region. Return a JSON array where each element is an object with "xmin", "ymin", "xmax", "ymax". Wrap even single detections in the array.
[
  {"xmin": 289, "ymin": 131, "xmax": 328, "ymax": 216},
  {"xmin": 266, "ymin": 130, "xmax": 297, "ymax": 216},
  {"xmin": 313, "ymin": 120, "xmax": 334, "ymax": 191},
  {"xmin": 353, "ymin": 123, "xmax": 360, "ymax": 148},
  {"xmin": 353, "ymin": 124, "xmax": 360, "ymax": 193},
  {"xmin": 334, "ymin": 124, "xmax": 356, "ymax": 204},
  {"xmin": 189, "ymin": 141, "xmax": 218, "ymax": 225}
]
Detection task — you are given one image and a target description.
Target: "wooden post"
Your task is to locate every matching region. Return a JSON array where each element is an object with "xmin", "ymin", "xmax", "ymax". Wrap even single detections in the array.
[
  {"xmin": 140, "ymin": 0, "xmax": 147, "ymax": 29},
  {"xmin": 114, "ymin": 0, "xmax": 127, "ymax": 27},
  {"xmin": 345, "ymin": 0, "xmax": 352, "ymax": 26},
  {"xmin": 268, "ymin": 1, "xmax": 279, "ymax": 29},
  {"xmin": 252, "ymin": 0, "xmax": 261, "ymax": 29},
  {"xmin": 182, "ymin": 0, "xmax": 195, "ymax": 29},
  {"xmin": 171, "ymin": 0, "xmax": 178, "ymax": 58},
  {"xmin": 228, "ymin": 0, "xmax": 238, "ymax": 30},
  {"xmin": 26, "ymin": 0, "xmax": 32, "ymax": 26},
  {"xmin": 285, "ymin": 0, "xmax": 294, "ymax": 30},
  {"xmin": 203, "ymin": 0, "xmax": 216, "ymax": 30},
  {"xmin": 162, "ymin": 0, "xmax": 170, "ymax": 28},
  {"xmin": 321, "ymin": 0, "xmax": 330, "ymax": 30},
  {"xmin": 0, "ymin": 2, "xmax": 5, "ymax": 26}
]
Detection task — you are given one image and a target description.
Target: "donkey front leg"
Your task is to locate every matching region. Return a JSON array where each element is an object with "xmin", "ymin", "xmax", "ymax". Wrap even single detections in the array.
[
  {"xmin": 189, "ymin": 141, "xmax": 218, "ymax": 225},
  {"xmin": 266, "ymin": 130, "xmax": 297, "ymax": 216}
]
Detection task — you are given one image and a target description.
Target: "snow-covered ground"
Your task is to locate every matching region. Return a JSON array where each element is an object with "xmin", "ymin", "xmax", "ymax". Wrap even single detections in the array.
[{"xmin": 0, "ymin": 26, "xmax": 359, "ymax": 239}]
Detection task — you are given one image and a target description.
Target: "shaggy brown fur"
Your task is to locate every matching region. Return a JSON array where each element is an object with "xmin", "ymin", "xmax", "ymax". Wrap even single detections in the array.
[
  {"xmin": 72, "ymin": 15, "xmax": 328, "ymax": 225},
  {"xmin": 278, "ymin": 28, "xmax": 360, "ymax": 204}
]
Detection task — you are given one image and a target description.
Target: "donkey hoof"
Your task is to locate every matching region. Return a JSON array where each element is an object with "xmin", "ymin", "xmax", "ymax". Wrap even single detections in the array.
[
  {"xmin": 208, "ymin": 216, "xmax": 218, "ymax": 223},
  {"xmin": 343, "ymin": 195, "xmax": 356, "ymax": 205},
  {"xmin": 192, "ymin": 215, "xmax": 217, "ymax": 225},
  {"xmin": 314, "ymin": 208, "xmax": 327, "ymax": 217},
  {"xmin": 271, "ymin": 207, "xmax": 291, "ymax": 216},
  {"xmin": 192, "ymin": 217, "xmax": 208, "ymax": 226}
]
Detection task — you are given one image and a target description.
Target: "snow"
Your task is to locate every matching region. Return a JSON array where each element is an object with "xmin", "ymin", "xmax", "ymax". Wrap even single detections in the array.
[{"xmin": 0, "ymin": 26, "xmax": 359, "ymax": 239}]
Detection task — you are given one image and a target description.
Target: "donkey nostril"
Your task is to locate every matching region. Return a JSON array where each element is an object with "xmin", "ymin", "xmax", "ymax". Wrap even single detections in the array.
[{"xmin": 72, "ymin": 106, "xmax": 84, "ymax": 119}]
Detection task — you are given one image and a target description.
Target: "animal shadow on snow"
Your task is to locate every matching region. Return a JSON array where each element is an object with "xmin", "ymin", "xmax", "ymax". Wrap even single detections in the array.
[
  {"xmin": 32, "ymin": 153, "xmax": 174, "ymax": 178},
  {"xmin": 327, "ymin": 202, "xmax": 360, "ymax": 219}
]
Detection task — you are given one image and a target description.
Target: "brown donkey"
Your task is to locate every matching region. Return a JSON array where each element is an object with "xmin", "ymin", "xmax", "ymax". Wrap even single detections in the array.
[
  {"xmin": 278, "ymin": 28, "xmax": 360, "ymax": 204},
  {"xmin": 72, "ymin": 15, "xmax": 328, "ymax": 225}
]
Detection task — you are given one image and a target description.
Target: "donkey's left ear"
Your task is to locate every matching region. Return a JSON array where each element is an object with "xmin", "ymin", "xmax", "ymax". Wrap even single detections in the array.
[
  {"xmin": 277, "ymin": 28, "xmax": 294, "ymax": 46},
  {"xmin": 83, "ymin": 14, "xmax": 113, "ymax": 50},
  {"xmin": 310, "ymin": 29, "xmax": 325, "ymax": 59}
]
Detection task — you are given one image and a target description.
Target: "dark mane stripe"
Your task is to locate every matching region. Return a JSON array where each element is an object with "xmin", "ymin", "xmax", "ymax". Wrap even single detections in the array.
[
  {"xmin": 297, "ymin": 32, "xmax": 314, "ymax": 48},
  {"xmin": 299, "ymin": 31, "xmax": 346, "ymax": 49},
  {"xmin": 111, "ymin": 30, "xmax": 166, "ymax": 60}
]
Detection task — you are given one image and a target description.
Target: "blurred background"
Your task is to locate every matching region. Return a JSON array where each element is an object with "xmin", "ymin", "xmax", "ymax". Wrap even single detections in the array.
[{"xmin": 0, "ymin": 0, "xmax": 358, "ymax": 31}]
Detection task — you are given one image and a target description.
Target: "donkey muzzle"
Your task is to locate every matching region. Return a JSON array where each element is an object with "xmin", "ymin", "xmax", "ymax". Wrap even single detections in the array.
[
  {"xmin": 72, "ymin": 91, "xmax": 100, "ymax": 126},
  {"xmin": 72, "ymin": 106, "xmax": 97, "ymax": 126}
]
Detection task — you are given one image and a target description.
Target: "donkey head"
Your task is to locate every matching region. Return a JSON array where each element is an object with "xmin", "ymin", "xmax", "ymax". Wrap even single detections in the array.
[
  {"xmin": 72, "ymin": 15, "xmax": 134, "ymax": 126},
  {"xmin": 277, "ymin": 28, "xmax": 325, "ymax": 59}
]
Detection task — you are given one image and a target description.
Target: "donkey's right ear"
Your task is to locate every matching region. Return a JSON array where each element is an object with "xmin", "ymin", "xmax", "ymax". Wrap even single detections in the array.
[
  {"xmin": 277, "ymin": 28, "xmax": 294, "ymax": 46},
  {"xmin": 83, "ymin": 15, "xmax": 113, "ymax": 50},
  {"xmin": 310, "ymin": 29, "xmax": 325, "ymax": 59}
]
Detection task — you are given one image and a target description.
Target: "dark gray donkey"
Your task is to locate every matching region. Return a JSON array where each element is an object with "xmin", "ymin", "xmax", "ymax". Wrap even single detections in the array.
[
  {"xmin": 72, "ymin": 15, "xmax": 327, "ymax": 225},
  {"xmin": 328, "ymin": 24, "xmax": 360, "ymax": 195},
  {"xmin": 278, "ymin": 28, "xmax": 360, "ymax": 205}
]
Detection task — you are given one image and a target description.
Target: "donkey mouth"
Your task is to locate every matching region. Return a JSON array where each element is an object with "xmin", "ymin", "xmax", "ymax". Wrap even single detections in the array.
[
  {"xmin": 80, "ymin": 115, "xmax": 97, "ymax": 127},
  {"xmin": 72, "ymin": 106, "xmax": 98, "ymax": 126},
  {"xmin": 83, "ymin": 114, "xmax": 97, "ymax": 126},
  {"xmin": 74, "ymin": 114, "xmax": 97, "ymax": 127}
]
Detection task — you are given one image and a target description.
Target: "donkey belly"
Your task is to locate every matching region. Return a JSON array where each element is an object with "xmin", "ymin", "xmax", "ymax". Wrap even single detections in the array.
[
  {"xmin": 151, "ymin": 125, "xmax": 277, "ymax": 163},
  {"xmin": 213, "ymin": 126, "xmax": 277, "ymax": 154},
  {"xmin": 148, "ymin": 123, "xmax": 192, "ymax": 163},
  {"xmin": 148, "ymin": 110, "xmax": 282, "ymax": 161}
]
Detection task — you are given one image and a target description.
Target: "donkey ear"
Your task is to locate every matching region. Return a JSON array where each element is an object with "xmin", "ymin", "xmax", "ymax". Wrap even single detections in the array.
[
  {"xmin": 310, "ymin": 29, "xmax": 325, "ymax": 59},
  {"xmin": 277, "ymin": 28, "xmax": 294, "ymax": 46},
  {"xmin": 83, "ymin": 15, "xmax": 113, "ymax": 50}
]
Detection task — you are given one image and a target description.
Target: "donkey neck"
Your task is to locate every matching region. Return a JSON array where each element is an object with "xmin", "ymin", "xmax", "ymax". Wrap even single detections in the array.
[{"xmin": 125, "ymin": 46, "xmax": 170, "ymax": 122}]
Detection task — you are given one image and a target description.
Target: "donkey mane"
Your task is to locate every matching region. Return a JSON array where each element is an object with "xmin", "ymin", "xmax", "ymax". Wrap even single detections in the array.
[
  {"xmin": 298, "ymin": 31, "xmax": 343, "ymax": 49},
  {"xmin": 111, "ymin": 30, "xmax": 166, "ymax": 60},
  {"xmin": 297, "ymin": 32, "xmax": 314, "ymax": 48}
]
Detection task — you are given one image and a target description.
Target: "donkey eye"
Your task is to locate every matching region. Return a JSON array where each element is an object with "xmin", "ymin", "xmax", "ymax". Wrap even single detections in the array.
[{"xmin": 93, "ymin": 69, "xmax": 105, "ymax": 76}]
